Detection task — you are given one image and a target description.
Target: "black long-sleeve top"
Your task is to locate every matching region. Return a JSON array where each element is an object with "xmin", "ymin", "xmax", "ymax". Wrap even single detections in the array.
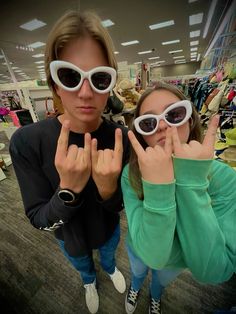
[{"xmin": 9, "ymin": 117, "xmax": 130, "ymax": 257}]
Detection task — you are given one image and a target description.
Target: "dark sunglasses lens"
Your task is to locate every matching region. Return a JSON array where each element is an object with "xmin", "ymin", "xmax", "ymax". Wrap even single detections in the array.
[
  {"xmin": 166, "ymin": 107, "xmax": 186, "ymax": 124},
  {"xmin": 57, "ymin": 68, "xmax": 81, "ymax": 88},
  {"xmin": 139, "ymin": 118, "xmax": 157, "ymax": 133},
  {"xmin": 91, "ymin": 72, "xmax": 112, "ymax": 90}
]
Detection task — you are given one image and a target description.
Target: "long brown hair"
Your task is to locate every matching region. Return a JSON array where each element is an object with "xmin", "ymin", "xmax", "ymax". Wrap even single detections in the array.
[
  {"xmin": 45, "ymin": 10, "xmax": 117, "ymax": 112},
  {"xmin": 129, "ymin": 81, "xmax": 202, "ymax": 199}
]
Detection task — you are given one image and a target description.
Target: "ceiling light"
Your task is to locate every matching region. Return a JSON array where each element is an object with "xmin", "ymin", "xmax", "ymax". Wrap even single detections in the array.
[
  {"xmin": 114, "ymin": 51, "xmax": 119, "ymax": 54},
  {"xmin": 189, "ymin": 13, "xmax": 203, "ymax": 25},
  {"xmin": 20, "ymin": 18, "xmax": 46, "ymax": 31},
  {"xmin": 101, "ymin": 19, "xmax": 114, "ymax": 28},
  {"xmin": 203, "ymin": 0, "xmax": 218, "ymax": 38},
  {"xmin": 190, "ymin": 30, "xmax": 200, "ymax": 38},
  {"xmin": 37, "ymin": 65, "xmax": 45, "ymax": 68},
  {"xmin": 138, "ymin": 50, "xmax": 152, "ymax": 55},
  {"xmin": 169, "ymin": 49, "xmax": 183, "ymax": 53},
  {"xmin": 175, "ymin": 60, "xmax": 186, "ymax": 64},
  {"xmin": 162, "ymin": 39, "xmax": 180, "ymax": 45},
  {"xmin": 35, "ymin": 60, "xmax": 44, "ymax": 64},
  {"xmin": 148, "ymin": 56, "xmax": 160, "ymax": 60},
  {"xmin": 197, "ymin": 53, "xmax": 201, "ymax": 61},
  {"xmin": 121, "ymin": 40, "xmax": 139, "ymax": 46},
  {"xmin": 173, "ymin": 55, "xmax": 185, "ymax": 59},
  {"xmin": 191, "ymin": 58, "xmax": 197, "ymax": 61},
  {"xmin": 149, "ymin": 20, "xmax": 174, "ymax": 30},
  {"xmin": 14, "ymin": 70, "xmax": 22, "ymax": 73},
  {"xmin": 190, "ymin": 40, "xmax": 199, "ymax": 46},
  {"xmin": 190, "ymin": 47, "xmax": 198, "ymax": 51},
  {"xmin": 12, "ymin": 67, "xmax": 19, "ymax": 69},
  {"xmin": 32, "ymin": 53, "xmax": 44, "ymax": 58},
  {"xmin": 2, "ymin": 62, "xmax": 13, "ymax": 65},
  {"xmin": 28, "ymin": 42, "xmax": 46, "ymax": 49},
  {"xmin": 134, "ymin": 61, "xmax": 142, "ymax": 64}
]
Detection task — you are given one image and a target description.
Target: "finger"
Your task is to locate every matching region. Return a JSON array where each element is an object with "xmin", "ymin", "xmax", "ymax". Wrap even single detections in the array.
[
  {"xmin": 67, "ymin": 144, "xmax": 79, "ymax": 162},
  {"xmin": 202, "ymin": 114, "xmax": 219, "ymax": 148},
  {"xmin": 84, "ymin": 133, "xmax": 91, "ymax": 161},
  {"xmin": 164, "ymin": 128, "xmax": 173, "ymax": 155},
  {"xmin": 91, "ymin": 138, "xmax": 98, "ymax": 166},
  {"xmin": 171, "ymin": 127, "xmax": 181, "ymax": 152},
  {"xmin": 55, "ymin": 120, "xmax": 70, "ymax": 160},
  {"xmin": 114, "ymin": 128, "xmax": 123, "ymax": 159},
  {"xmin": 128, "ymin": 130, "xmax": 145, "ymax": 158}
]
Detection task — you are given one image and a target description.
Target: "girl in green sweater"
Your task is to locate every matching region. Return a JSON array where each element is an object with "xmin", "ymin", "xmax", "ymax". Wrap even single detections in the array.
[{"xmin": 121, "ymin": 81, "xmax": 236, "ymax": 314}]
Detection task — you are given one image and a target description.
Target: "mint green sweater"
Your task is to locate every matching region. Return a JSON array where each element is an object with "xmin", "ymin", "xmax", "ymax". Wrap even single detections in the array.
[{"xmin": 121, "ymin": 158, "xmax": 236, "ymax": 284}]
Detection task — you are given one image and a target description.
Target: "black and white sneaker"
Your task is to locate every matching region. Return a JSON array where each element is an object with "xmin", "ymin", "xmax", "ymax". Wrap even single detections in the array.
[
  {"xmin": 149, "ymin": 297, "xmax": 161, "ymax": 314},
  {"xmin": 125, "ymin": 285, "xmax": 139, "ymax": 314}
]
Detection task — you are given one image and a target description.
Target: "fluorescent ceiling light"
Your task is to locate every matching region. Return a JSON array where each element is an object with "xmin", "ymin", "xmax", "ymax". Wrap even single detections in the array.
[
  {"xmin": 134, "ymin": 61, "xmax": 142, "ymax": 64},
  {"xmin": 32, "ymin": 53, "xmax": 44, "ymax": 58},
  {"xmin": 138, "ymin": 50, "xmax": 152, "ymax": 55},
  {"xmin": 2, "ymin": 62, "xmax": 13, "ymax": 65},
  {"xmin": 35, "ymin": 60, "xmax": 44, "ymax": 64},
  {"xmin": 190, "ymin": 47, "xmax": 198, "ymax": 51},
  {"xmin": 197, "ymin": 53, "xmax": 201, "ymax": 61},
  {"xmin": 203, "ymin": 0, "xmax": 217, "ymax": 38},
  {"xmin": 148, "ymin": 56, "xmax": 160, "ymax": 60},
  {"xmin": 149, "ymin": 20, "xmax": 174, "ymax": 30},
  {"xmin": 162, "ymin": 39, "xmax": 180, "ymax": 45},
  {"xmin": 190, "ymin": 30, "xmax": 200, "ymax": 38},
  {"xmin": 114, "ymin": 51, "xmax": 119, "ymax": 54},
  {"xmin": 12, "ymin": 67, "xmax": 19, "ymax": 69},
  {"xmin": 121, "ymin": 40, "xmax": 139, "ymax": 46},
  {"xmin": 190, "ymin": 40, "xmax": 199, "ymax": 46},
  {"xmin": 28, "ymin": 41, "xmax": 46, "ymax": 48},
  {"xmin": 173, "ymin": 55, "xmax": 185, "ymax": 59},
  {"xmin": 157, "ymin": 60, "xmax": 166, "ymax": 64},
  {"xmin": 101, "ymin": 19, "xmax": 114, "ymax": 28},
  {"xmin": 14, "ymin": 70, "xmax": 22, "ymax": 73},
  {"xmin": 189, "ymin": 13, "xmax": 203, "ymax": 25},
  {"xmin": 37, "ymin": 65, "xmax": 45, "ymax": 68},
  {"xmin": 169, "ymin": 49, "xmax": 183, "ymax": 53},
  {"xmin": 191, "ymin": 58, "xmax": 197, "ymax": 61},
  {"xmin": 20, "ymin": 18, "xmax": 46, "ymax": 31},
  {"xmin": 175, "ymin": 60, "xmax": 186, "ymax": 64},
  {"xmin": 150, "ymin": 63, "xmax": 161, "ymax": 67}
]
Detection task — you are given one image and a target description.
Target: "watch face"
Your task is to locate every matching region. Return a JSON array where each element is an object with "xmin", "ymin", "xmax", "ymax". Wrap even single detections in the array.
[{"xmin": 58, "ymin": 190, "xmax": 75, "ymax": 202}]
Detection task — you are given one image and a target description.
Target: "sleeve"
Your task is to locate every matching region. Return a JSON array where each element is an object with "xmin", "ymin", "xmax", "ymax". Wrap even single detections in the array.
[
  {"xmin": 9, "ymin": 129, "xmax": 84, "ymax": 231},
  {"xmin": 174, "ymin": 157, "xmax": 236, "ymax": 283},
  {"xmin": 121, "ymin": 165, "xmax": 177, "ymax": 268}
]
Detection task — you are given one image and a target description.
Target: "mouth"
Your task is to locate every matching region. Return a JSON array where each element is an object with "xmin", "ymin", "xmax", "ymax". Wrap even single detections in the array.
[{"xmin": 157, "ymin": 137, "xmax": 166, "ymax": 145}]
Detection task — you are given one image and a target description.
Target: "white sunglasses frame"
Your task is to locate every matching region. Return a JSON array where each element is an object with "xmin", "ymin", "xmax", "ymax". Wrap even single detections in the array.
[
  {"xmin": 50, "ymin": 60, "xmax": 117, "ymax": 94},
  {"xmin": 134, "ymin": 100, "xmax": 193, "ymax": 136}
]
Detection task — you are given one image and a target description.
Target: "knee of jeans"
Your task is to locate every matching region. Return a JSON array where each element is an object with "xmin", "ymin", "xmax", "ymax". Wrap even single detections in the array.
[{"xmin": 131, "ymin": 264, "xmax": 149, "ymax": 278}]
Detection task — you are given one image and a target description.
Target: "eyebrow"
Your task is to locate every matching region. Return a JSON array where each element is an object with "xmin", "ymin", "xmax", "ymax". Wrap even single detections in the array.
[{"xmin": 141, "ymin": 102, "xmax": 176, "ymax": 115}]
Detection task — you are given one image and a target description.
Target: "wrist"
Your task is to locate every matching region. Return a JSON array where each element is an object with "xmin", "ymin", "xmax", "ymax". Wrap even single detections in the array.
[{"xmin": 58, "ymin": 188, "xmax": 81, "ymax": 204}]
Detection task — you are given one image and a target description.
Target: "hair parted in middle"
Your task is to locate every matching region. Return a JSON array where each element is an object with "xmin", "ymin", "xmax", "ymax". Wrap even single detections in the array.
[{"xmin": 128, "ymin": 81, "xmax": 202, "ymax": 200}]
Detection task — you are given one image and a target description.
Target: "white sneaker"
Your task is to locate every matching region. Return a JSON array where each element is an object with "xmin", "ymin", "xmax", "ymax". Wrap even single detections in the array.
[
  {"xmin": 84, "ymin": 280, "xmax": 99, "ymax": 313},
  {"xmin": 109, "ymin": 267, "xmax": 126, "ymax": 293}
]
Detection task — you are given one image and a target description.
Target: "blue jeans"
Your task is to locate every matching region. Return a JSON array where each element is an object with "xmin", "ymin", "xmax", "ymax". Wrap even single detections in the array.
[
  {"xmin": 126, "ymin": 244, "xmax": 182, "ymax": 300},
  {"xmin": 58, "ymin": 224, "xmax": 120, "ymax": 285}
]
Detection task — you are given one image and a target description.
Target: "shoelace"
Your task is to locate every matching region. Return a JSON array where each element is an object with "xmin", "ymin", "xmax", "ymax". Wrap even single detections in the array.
[
  {"xmin": 84, "ymin": 283, "xmax": 97, "ymax": 296},
  {"xmin": 127, "ymin": 288, "xmax": 139, "ymax": 305},
  {"xmin": 150, "ymin": 298, "xmax": 161, "ymax": 314}
]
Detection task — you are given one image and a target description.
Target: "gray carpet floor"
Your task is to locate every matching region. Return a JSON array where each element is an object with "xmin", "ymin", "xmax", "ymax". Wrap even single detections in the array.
[{"xmin": 0, "ymin": 128, "xmax": 235, "ymax": 314}]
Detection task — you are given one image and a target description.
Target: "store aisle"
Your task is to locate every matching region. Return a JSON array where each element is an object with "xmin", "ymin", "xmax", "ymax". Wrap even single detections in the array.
[{"xmin": 0, "ymin": 130, "xmax": 235, "ymax": 314}]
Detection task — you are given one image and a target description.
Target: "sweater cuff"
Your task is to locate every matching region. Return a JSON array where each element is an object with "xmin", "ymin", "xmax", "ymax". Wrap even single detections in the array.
[
  {"xmin": 173, "ymin": 157, "xmax": 213, "ymax": 186},
  {"xmin": 142, "ymin": 179, "xmax": 175, "ymax": 211}
]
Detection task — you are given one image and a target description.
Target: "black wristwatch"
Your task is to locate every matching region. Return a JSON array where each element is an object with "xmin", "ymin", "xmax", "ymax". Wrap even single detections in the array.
[{"xmin": 58, "ymin": 189, "xmax": 80, "ymax": 204}]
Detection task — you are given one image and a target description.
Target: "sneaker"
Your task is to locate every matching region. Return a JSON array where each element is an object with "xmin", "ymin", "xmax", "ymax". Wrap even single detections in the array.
[
  {"xmin": 149, "ymin": 297, "xmax": 161, "ymax": 314},
  {"xmin": 125, "ymin": 285, "xmax": 139, "ymax": 314},
  {"xmin": 84, "ymin": 280, "xmax": 99, "ymax": 314},
  {"xmin": 109, "ymin": 267, "xmax": 126, "ymax": 293}
]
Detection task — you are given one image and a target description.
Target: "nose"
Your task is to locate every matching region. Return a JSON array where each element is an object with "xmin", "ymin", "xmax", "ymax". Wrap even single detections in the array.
[
  {"xmin": 157, "ymin": 119, "xmax": 168, "ymax": 132},
  {"xmin": 77, "ymin": 78, "xmax": 93, "ymax": 98}
]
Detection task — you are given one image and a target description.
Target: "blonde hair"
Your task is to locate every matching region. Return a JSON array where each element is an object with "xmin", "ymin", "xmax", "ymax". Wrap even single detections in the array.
[
  {"xmin": 129, "ymin": 81, "xmax": 202, "ymax": 199},
  {"xmin": 45, "ymin": 10, "xmax": 117, "ymax": 110}
]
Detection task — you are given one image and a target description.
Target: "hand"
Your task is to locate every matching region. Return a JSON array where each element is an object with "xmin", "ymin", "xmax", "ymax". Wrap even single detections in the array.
[
  {"xmin": 128, "ymin": 128, "xmax": 174, "ymax": 184},
  {"xmin": 172, "ymin": 114, "xmax": 219, "ymax": 160},
  {"xmin": 55, "ymin": 120, "xmax": 91, "ymax": 193},
  {"xmin": 91, "ymin": 128, "xmax": 123, "ymax": 200}
]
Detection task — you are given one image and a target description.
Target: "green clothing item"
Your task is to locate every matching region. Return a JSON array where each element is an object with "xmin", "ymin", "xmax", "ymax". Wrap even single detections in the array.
[{"xmin": 121, "ymin": 158, "xmax": 236, "ymax": 284}]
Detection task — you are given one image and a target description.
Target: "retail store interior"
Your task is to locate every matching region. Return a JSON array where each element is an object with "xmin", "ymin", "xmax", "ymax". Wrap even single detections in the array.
[{"xmin": 0, "ymin": 0, "xmax": 236, "ymax": 313}]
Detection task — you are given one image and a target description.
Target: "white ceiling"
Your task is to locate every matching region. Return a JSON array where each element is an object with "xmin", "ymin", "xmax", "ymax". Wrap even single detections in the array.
[{"xmin": 0, "ymin": 0, "xmax": 234, "ymax": 83}]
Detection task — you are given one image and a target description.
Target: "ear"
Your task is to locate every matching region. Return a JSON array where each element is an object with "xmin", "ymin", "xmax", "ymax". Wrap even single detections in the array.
[{"xmin": 54, "ymin": 84, "xmax": 62, "ymax": 97}]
